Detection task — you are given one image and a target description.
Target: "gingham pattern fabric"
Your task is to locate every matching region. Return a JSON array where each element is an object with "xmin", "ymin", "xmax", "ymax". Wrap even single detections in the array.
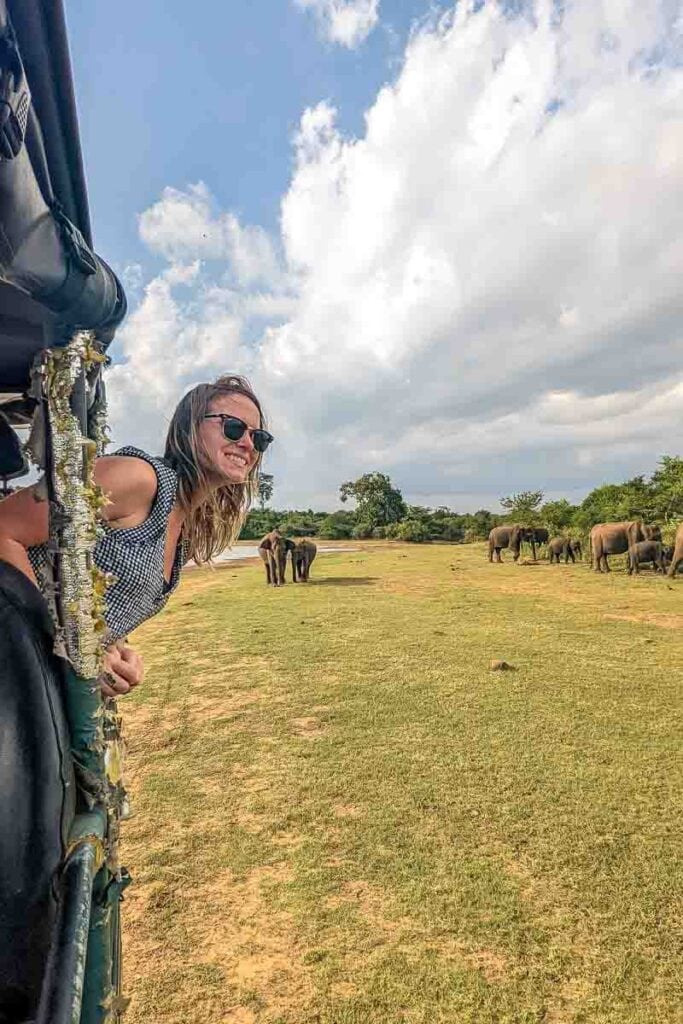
[{"xmin": 28, "ymin": 446, "xmax": 186, "ymax": 643}]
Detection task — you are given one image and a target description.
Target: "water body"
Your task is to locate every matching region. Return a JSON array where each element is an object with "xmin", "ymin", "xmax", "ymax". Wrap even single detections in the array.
[{"xmin": 214, "ymin": 545, "xmax": 357, "ymax": 563}]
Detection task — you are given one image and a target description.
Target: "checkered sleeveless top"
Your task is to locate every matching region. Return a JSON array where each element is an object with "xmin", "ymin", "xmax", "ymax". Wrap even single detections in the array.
[{"xmin": 29, "ymin": 446, "xmax": 187, "ymax": 643}]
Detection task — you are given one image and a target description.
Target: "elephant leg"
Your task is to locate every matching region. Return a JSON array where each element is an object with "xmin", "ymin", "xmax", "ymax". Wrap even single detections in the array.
[
  {"xmin": 270, "ymin": 554, "xmax": 280, "ymax": 585},
  {"xmin": 265, "ymin": 563, "xmax": 271, "ymax": 585}
]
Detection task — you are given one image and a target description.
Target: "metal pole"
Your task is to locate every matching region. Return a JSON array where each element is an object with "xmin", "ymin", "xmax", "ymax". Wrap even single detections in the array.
[{"xmin": 35, "ymin": 838, "xmax": 101, "ymax": 1024}]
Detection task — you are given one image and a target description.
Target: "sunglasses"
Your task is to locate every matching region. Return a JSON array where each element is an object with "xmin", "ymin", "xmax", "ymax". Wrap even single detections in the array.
[{"xmin": 204, "ymin": 414, "xmax": 274, "ymax": 453}]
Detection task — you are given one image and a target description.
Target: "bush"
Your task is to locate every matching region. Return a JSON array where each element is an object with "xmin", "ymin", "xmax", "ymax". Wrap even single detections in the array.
[
  {"xmin": 351, "ymin": 522, "xmax": 374, "ymax": 540},
  {"xmin": 319, "ymin": 516, "xmax": 353, "ymax": 540},
  {"xmin": 372, "ymin": 526, "xmax": 387, "ymax": 539},
  {"xmin": 440, "ymin": 520, "xmax": 464, "ymax": 542},
  {"xmin": 395, "ymin": 519, "xmax": 431, "ymax": 542}
]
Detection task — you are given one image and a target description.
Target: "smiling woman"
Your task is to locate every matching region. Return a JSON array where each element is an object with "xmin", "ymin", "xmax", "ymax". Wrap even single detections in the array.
[{"xmin": 0, "ymin": 373, "xmax": 270, "ymax": 697}]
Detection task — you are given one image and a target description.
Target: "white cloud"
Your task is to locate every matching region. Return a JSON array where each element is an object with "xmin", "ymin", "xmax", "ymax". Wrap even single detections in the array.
[
  {"xmin": 295, "ymin": 0, "xmax": 380, "ymax": 48},
  {"xmin": 107, "ymin": 0, "xmax": 683, "ymax": 510},
  {"xmin": 138, "ymin": 182, "xmax": 280, "ymax": 287}
]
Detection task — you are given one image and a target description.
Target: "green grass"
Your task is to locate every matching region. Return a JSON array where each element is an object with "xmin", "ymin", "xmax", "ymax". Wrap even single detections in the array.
[{"xmin": 122, "ymin": 543, "xmax": 683, "ymax": 1023}]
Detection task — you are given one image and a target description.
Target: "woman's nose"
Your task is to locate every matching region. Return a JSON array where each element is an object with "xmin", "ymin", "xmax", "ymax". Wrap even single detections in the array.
[{"xmin": 236, "ymin": 430, "xmax": 256, "ymax": 454}]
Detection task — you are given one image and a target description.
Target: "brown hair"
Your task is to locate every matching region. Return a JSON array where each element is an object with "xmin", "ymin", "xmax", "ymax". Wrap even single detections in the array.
[{"xmin": 164, "ymin": 374, "xmax": 265, "ymax": 564}]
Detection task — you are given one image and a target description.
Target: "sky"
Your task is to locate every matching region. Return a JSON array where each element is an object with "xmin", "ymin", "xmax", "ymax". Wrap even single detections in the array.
[{"xmin": 66, "ymin": 0, "xmax": 683, "ymax": 512}]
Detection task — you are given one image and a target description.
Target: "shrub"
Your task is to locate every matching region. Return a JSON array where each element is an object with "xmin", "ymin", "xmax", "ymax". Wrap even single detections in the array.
[
  {"xmin": 440, "ymin": 520, "xmax": 464, "ymax": 542},
  {"xmin": 319, "ymin": 516, "xmax": 353, "ymax": 540},
  {"xmin": 395, "ymin": 519, "xmax": 431, "ymax": 543},
  {"xmin": 352, "ymin": 524, "xmax": 374, "ymax": 540}
]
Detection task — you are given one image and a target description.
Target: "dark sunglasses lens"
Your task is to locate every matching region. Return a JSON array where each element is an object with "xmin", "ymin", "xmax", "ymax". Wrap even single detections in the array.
[
  {"xmin": 252, "ymin": 430, "xmax": 273, "ymax": 453},
  {"xmin": 222, "ymin": 418, "xmax": 247, "ymax": 442}
]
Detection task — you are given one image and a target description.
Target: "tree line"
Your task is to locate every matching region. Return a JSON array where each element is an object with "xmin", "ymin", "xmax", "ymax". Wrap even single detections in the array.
[{"xmin": 242, "ymin": 457, "xmax": 683, "ymax": 543}]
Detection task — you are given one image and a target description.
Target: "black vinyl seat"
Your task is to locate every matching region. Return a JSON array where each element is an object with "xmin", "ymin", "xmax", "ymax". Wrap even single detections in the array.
[{"xmin": 0, "ymin": 561, "xmax": 75, "ymax": 1022}]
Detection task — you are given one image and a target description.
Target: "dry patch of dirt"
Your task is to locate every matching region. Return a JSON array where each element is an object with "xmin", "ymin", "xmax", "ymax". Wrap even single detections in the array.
[
  {"xmin": 543, "ymin": 976, "xmax": 595, "ymax": 1023},
  {"xmin": 193, "ymin": 864, "xmax": 314, "ymax": 1018},
  {"xmin": 430, "ymin": 938, "xmax": 510, "ymax": 984},
  {"xmin": 125, "ymin": 863, "xmax": 315, "ymax": 1023},
  {"xmin": 291, "ymin": 716, "xmax": 326, "ymax": 739},
  {"xmin": 333, "ymin": 804, "xmax": 362, "ymax": 818},
  {"xmin": 188, "ymin": 691, "xmax": 263, "ymax": 724},
  {"xmin": 603, "ymin": 612, "xmax": 683, "ymax": 629},
  {"xmin": 321, "ymin": 877, "xmax": 511, "ymax": 985}
]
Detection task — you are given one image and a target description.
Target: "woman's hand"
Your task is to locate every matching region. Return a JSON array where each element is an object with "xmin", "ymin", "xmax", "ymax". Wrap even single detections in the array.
[{"xmin": 100, "ymin": 640, "xmax": 144, "ymax": 697}]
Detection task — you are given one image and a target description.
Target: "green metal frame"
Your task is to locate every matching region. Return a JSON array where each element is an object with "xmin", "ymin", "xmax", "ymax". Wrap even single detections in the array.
[{"xmin": 28, "ymin": 336, "xmax": 130, "ymax": 1024}]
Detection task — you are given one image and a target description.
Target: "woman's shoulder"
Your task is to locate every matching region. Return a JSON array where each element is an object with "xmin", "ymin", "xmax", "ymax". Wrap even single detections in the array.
[{"xmin": 94, "ymin": 450, "xmax": 161, "ymax": 524}]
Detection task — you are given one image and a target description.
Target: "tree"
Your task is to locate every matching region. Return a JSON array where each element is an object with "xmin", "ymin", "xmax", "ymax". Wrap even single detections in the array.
[
  {"xmin": 339, "ymin": 472, "xmax": 406, "ymax": 528},
  {"xmin": 462, "ymin": 509, "xmax": 495, "ymax": 540},
  {"xmin": 649, "ymin": 456, "xmax": 683, "ymax": 522},
  {"xmin": 580, "ymin": 477, "xmax": 652, "ymax": 526},
  {"xmin": 540, "ymin": 499, "xmax": 576, "ymax": 535},
  {"xmin": 500, "ymin": 490, "xmax": 544, "ymax": 523},
  {"xmin": 257, "ymin": 473, "xmax": 274, "ymax": 510}
]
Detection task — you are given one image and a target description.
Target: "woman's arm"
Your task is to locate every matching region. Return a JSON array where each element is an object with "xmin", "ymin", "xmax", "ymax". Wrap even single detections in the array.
[
  {"xmin": 0, "ymin": 485, "xmax": 49, "ymax": 583},
  {"xmin": 0, "ymin": 455, "xmax": 159, "ymax": 582},
  {"xmin": 0, "ymin": 456, "xmax": 157, "ymax": 694}
]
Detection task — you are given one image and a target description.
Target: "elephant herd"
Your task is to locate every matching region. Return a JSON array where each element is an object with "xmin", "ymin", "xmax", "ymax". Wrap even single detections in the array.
[
  {"xmin": 488, "ymin": 521, "xmax": 683, "ymax": 577},
  {"xmin": 258, "ymin": 528, "xmax": 317, "ymax": 587}
]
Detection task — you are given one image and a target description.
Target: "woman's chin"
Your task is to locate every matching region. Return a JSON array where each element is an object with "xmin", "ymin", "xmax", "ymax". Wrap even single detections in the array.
[{"xmin": 219, "ymin": 465, "xmax": 249, "ymax": 485}]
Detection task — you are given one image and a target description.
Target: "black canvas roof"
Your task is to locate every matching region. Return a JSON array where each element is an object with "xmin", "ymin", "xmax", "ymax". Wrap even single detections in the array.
[{"xmin": 0, "ymin": 0, "xmax": 125, "ymax": 395}]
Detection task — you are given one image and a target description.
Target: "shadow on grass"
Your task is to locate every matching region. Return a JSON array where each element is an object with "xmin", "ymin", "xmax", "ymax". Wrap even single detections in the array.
[{"xmin": 308, "ymin": 576, "xmax": 379, "ymax": 587}]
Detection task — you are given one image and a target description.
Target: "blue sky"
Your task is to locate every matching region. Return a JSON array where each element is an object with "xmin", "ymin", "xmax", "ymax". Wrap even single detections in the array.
[
  {"xmin": 63, "ymin": 1, "xmax": 683, "ymax": 511},
  {"xmin": 67, "ymin": 0, "xmax": 435, "ymax": 273}
]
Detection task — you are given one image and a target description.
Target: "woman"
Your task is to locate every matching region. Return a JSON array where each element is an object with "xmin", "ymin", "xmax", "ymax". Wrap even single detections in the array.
[{"xmin": 0, "ymin": 374, "xmax": 271, "ymax": 696}]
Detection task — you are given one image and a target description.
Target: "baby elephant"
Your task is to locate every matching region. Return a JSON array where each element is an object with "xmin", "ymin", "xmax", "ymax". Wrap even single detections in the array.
[
  {"xmin": 627, "ymin": 540, "xmax": 666, "ymax": 575},
  {"xmin": 292, "ymin": 539, "xmax": 317, "ymax": 582},
  {"xmin": 548, "ymin": 537, "xmax": 582, "ymax": 564}
]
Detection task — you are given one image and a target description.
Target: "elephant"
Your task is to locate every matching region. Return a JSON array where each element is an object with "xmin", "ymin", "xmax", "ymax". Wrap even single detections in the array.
[
  {"xmin": 643, "ymin": 524, "xmax": 662, "ymax": 542},
  {"xmin": 667, "ymin": 523, "xmax": 683, "ymax": 578},
  {"xmin": 569, "ymin": 539, "xmax": 583, "ymax": 561},
  {"xmin": 258, "ymin": 529, "xmax": 292, "ymax": 586},
  {"xmin": 547, "ymin": 536, "xmax": 580, "ymax": 564},
  {"xmin": 525, "ymin": 527, "xmax": 549, "ymax": 549},
  {"xmin": 292, "ymin": 538, "xmax": 317, "ymax": 582},
  {"xmin": 589, "ymin": 521, "xmax": 645, "ymax": 572},
  {"xmin": 627, "ymin": 540, "xmax": 666, "ymax": 575},
  {"xmin": 661, "ymin": 544, "xmax": 674, "ymax": 566},
  {"xmin": 488, "ymin": 524, "xmax": 526, "ymax": 563}
]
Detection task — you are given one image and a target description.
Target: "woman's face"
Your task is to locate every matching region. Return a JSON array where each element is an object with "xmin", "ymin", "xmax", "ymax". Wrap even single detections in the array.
[{"xmin": 199, "ymin": 392, "xmax": 262, "ymax": 485}]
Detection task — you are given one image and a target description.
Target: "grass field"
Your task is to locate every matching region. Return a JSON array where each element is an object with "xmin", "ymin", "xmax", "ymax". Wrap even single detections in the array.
[{"xmin": 122, "ymin": 542, "xmax": 682, "ymax": 1024}]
